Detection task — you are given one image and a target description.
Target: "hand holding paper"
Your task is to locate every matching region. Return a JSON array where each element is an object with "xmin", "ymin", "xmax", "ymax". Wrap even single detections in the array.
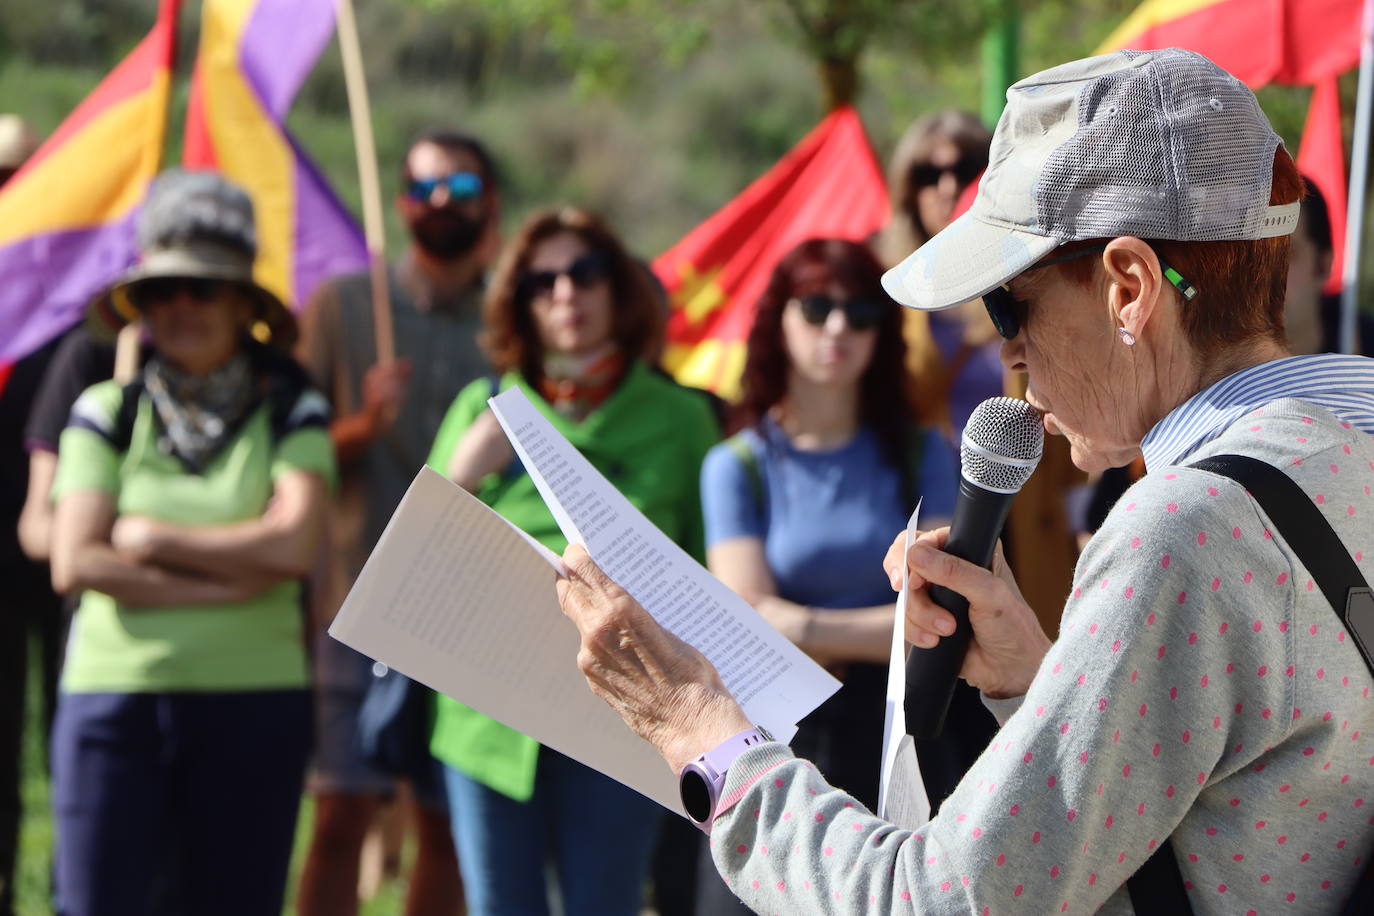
[
  {"xmin": 330, "ymin": 388, "xmax": 839, "ymax": 813},
  {"xmin": 555, "ymin": 543, "xmax": 756, "ymax": 775}
]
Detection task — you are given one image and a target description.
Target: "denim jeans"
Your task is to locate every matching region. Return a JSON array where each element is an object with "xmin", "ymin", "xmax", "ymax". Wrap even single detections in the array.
[{"xmin": 442, "ymin": 748, "xmax": 663, "ymax": 916}]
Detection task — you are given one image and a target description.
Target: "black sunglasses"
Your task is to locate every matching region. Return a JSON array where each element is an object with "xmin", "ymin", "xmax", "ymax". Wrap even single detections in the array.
[
  {"xmin": 130, "ymin": 277, "xmax": 231, "ymax": 309},
  {"xmin": 792, "ymin": 295, "xmax": 886, "ymax": 331},
  {"xmin": 910, "ymin": 157, "xmax": 983, "ymax": 189},
  {"xmin": 518, "ymin": 253, "xmax": 609, "ymax": 302},
  {"xmin": 981, "ymin": 245, "xmax": 1198, "ymax": 340}
]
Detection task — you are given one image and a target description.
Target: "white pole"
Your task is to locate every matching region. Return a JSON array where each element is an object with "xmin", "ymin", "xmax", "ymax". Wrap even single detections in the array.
[
  {"xmin": 335, "ymin": 0, "xmax": 395, "ymax": 365},
  {"xmin": 1340, "ymin": 0, "xmax": 1374, "ymax": 354}
]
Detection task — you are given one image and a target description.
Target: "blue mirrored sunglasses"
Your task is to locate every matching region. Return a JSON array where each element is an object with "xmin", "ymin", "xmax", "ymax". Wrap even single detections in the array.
[{"xmin": 406, "ymin": 171, "xmax": 484, "ymax": 204}]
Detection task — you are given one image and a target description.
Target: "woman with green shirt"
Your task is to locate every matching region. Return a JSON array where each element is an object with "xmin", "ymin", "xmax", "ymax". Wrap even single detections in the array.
[
  {"xmin": 427, "ymin": 207, "xmax": 719, "ymax": 915},
  {"xmin": 48, "ymin": 171, "xmax": 335, "ymax": 916}
]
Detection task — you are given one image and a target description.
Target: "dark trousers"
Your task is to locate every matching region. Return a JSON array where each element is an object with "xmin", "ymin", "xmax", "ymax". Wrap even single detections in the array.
[
  {"xmin": 51, "ymin": 689, "xmax": 312, "ymax": 916},
  {"xmin": 0, "ymin": 562, "xmax": 64, "ymax": 916}
]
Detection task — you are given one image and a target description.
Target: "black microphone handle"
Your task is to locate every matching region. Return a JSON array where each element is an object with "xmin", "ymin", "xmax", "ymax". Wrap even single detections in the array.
[{"xmin": 904, "ymin": 476, "xmax": 1016, "ymax": 739}]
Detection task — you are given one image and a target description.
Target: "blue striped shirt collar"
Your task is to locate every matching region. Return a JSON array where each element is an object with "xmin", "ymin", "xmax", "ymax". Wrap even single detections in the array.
[{"xmin": 1140, "ymin": 354, "xmax": 1374, "ymax": 471}]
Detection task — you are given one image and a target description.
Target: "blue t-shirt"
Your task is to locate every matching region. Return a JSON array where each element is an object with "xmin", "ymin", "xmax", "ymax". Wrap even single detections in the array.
[
  {"xmin": 701, "ymin": 418, "xmax": 957, "ymax": 610},
  {"xmin": 929, "ymin": 309, "xmax": 1004, "ymax": 443}
]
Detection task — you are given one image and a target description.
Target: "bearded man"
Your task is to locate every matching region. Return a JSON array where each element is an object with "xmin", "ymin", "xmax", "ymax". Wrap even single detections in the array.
[{"xmin": 296, "ymin": 129, "xmax": 502, "ymax": 916}]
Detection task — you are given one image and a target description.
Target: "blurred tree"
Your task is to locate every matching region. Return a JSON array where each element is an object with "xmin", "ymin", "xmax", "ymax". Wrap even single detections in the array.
[{"xmin": 414, "ymin": 0, "xmax": 991, "ymax": 109}]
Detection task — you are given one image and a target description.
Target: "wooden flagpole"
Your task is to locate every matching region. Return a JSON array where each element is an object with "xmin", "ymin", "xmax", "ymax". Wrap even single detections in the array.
[{"xmin": 335, "ymin": 0, "xmax": 395, "ymax": 365}]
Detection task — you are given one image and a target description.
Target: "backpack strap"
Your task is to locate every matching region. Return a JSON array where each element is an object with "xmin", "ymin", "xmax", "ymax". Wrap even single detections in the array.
[
  {"xmin": 724, "ymin": 433, "xmax": 764, "ymax": 519},
  {"xmin": 1127, "ymin": 839, "xmax": 1192, "ymax": 914},
  {"xmin": 108, "ymin": 378, "xmax": 144, "ymax": 453},
  {"xmin": 1127, "ymin": 453, "xmax": 1374, "ymax": 915},
  {"xmin": 1189, "ymin": 454, "xmax": 1373, "ymax": 675},
  {"xmin": 264, "ymin": 353, "xmax": 327, "ymax": 444}
]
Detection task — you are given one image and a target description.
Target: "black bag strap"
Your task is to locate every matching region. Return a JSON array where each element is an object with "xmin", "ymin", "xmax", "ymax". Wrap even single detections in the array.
[
  {"xmin": 1190, "ymin": 454, "xmax": 1373, "ymax": 675},
  {"xmin": 1126, "ymin": 453, "xmax": 1374, "ymax": 914},
  {"xmin": 1127, "ymin": 840, "xmax": 1192, "ymax": 913}
]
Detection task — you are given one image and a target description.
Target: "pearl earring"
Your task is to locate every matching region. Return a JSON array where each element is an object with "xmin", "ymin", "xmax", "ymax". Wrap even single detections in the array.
[{"xmin": 1118, "ymin": 327, "xmax": 1137, "ymax": 346}]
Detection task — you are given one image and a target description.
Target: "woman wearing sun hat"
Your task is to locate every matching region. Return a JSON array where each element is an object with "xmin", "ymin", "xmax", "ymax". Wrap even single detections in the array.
[
  {"xmin": 48, "ymin": 169, "xmax": 335, "ymax": 916},
  {"xmin": 548, "ymin": 48, "xmax": 1374, "ymax": 914}
]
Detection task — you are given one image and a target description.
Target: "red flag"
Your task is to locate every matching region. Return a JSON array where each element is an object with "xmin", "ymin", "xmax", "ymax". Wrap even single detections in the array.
[
  {"xmin": 653, "ymin": 106, "xmax": 888, "ymax": 399},
  {"xmin": 1298, "ymin": 77, "xmax": 1348, "ymax": 294},
  {"xmin": 1098, "ymin": 0, "xmax": 1361, "ymax": 87}
]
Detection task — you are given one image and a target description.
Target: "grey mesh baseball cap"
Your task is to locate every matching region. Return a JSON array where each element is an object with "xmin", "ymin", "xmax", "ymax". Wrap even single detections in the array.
[{"xmin": 882, "ymin": 48, "xmax": 1301, "ymax": 311}]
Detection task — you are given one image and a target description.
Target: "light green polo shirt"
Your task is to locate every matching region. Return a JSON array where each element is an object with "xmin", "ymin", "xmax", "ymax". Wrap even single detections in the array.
[
  {"xmin": 54, "ymin": 377, "xmax": 337, "ymax": 693},
  {"xmin": 426, "ymin": 362, "xmax": 720, "ymax": 801}
]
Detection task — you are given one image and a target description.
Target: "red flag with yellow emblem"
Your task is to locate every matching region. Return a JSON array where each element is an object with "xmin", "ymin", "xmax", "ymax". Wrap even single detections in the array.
[{"xmin": 653, "ymin": 106, "xmax": 888, "ymax": 400}]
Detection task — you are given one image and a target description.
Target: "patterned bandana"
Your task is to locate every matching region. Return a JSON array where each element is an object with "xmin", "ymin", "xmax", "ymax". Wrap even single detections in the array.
[
  {"xmin": 538, "ymin": 348, "xmax": 627, "ymax": 420},
  {"xmin": 143, "ymin": 351, "xmax": 258, "ymax": 472}
]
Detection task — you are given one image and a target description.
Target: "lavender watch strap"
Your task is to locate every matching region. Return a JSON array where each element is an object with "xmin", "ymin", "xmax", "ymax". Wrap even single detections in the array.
[
  {"xmin": 702, "ymin": 727, "xmax": 771, "ymax": 775},
  {"xmin": 680, "ymin": 727, "xmax": 772, "ymax": 830}
]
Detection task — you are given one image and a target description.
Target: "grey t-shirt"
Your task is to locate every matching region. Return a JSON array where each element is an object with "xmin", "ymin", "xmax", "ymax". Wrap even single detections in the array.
[{"xmin": 301, "ymin": 256, "xmax": 488, "ymax": 688}]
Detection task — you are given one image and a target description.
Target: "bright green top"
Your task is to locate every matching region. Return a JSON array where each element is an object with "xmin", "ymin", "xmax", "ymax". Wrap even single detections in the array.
[
  {"xmin": 54, "ymin": 378, "xmax": 337, "ymax": 693},
  {"xmin": 426, "ymin": 362, "xmax": 720, "ymax": 801}
]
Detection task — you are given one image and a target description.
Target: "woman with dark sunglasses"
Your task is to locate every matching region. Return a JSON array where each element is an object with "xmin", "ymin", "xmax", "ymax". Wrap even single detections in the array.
[
  {"xmin": 691, "ymin": 238, "xmax": 957, "ymax": 914},
  {"xmin": 874, "ymin": 109, "xmax": 1001, "ymax": 444},
  {"xmin": 425, "ymin": 207, "xmax": 720, "ymax": 915},
  {"xmin": 47, "ymin": 171, "xmax": 334, "ymax": 915}
]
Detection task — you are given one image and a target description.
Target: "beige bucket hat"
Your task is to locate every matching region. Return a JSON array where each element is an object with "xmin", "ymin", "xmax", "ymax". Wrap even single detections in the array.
[{"xmin": 88, "ymin": 169, "xmax": 296, "ymax": 350}]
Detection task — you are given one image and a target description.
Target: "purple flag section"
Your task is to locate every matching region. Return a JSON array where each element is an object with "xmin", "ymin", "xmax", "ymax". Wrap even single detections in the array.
[
  {"xmin": 290, "ymin": 137, "xmax": 369, "ymax": 310},
  {"xmin": 0, "ymin": 215, "xmax": 137, "ymax": 362},
  {"xmin": 240, "ymin": 0, "xmax": 338, "ymax": 120},
  {"xmin": 185, "ymin": 0, "xmax": 366, "ymax": 311}
]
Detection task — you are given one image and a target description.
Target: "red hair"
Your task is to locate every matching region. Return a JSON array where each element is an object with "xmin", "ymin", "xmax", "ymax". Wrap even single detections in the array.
[
  {"xmin": 1050, "ymin": 147, "xmax": 1304, "ymax": 366},
  {"xmin": 736, "ymin": 238, "xmax": 914, "ymax": 467},
  {"xmin": 482, "ymin": 207, "xmax": 663, "ymax": 378}
]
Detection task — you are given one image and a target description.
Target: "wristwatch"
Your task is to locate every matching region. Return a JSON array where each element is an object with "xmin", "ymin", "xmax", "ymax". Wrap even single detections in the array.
[{"xmin": 679, "ymin": 726, "xmax": 774, "ymax": 833}]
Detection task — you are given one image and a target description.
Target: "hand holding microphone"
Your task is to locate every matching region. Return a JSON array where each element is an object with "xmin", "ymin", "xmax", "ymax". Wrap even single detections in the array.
[{"xmin": 888, "ymin": 397, "xmax": 1052, "ymax": 738}]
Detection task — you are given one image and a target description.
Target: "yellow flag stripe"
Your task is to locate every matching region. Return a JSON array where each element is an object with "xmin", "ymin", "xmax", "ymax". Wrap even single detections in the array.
[
  {"xmin": 0, "ymin": 74, "xmax": 168, "ymax": 245},
  {"xmin": 1096, "ymin": 0, "xmax": 1234, "ymax": 54},
  {"xmin": 197, "ymin": 0, "xmax": 296, "ymax": 303}
]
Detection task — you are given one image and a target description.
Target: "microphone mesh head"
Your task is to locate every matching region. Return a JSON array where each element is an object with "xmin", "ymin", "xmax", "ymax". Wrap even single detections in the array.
[{"xmin": 960, "ymin": 397, "xmax": 1045, "ymax": 494}]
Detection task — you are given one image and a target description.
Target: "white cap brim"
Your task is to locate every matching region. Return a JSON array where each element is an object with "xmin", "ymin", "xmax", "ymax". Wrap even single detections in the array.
[{"xmin": 881, "ymin": 208, "xmax": 1058, "ymax": 311}]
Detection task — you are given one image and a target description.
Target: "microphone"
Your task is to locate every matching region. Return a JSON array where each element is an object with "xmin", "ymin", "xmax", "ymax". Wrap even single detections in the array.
[{"xmin": 905, "ymin": 397, "xmax": 1045, "ymax": 739}]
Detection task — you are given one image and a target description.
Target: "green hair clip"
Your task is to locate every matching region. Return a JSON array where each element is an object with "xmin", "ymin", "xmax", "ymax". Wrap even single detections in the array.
[{"xmin": 1161, "ymin": 262, "xmax": 1198, "ymax": 301}]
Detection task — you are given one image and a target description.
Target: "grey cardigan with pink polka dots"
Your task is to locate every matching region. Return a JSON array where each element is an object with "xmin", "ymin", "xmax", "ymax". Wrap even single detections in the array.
[{"xmin": 709, "ymin": 398, "xmax": 1374, "ymax": 914}]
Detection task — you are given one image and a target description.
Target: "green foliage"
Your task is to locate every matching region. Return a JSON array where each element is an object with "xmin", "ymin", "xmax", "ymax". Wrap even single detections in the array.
[{"xmin": 0, "ymin": 0, "xmax": 1365, "ymax": 287}]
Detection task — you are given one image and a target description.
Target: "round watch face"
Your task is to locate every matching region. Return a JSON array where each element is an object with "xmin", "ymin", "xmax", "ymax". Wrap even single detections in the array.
[{"xmin": 680, "ymin": 767, "xmax": 713, "ymax": 823}]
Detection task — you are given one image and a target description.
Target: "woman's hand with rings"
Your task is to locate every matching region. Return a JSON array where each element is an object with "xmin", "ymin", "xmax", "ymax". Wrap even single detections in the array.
[
  {"xmin": 883, "ymin": 527, "xmax": 1051, "ymax": 700},
  {"xmin": 556, "ymin": 544, "xmax": 753, "ymax": 773}
]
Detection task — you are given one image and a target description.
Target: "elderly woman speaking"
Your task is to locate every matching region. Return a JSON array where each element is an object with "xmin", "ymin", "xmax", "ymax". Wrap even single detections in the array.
[{"xmin": 555, "ymin": 49, "xmax": 1374, "ymax": 914}]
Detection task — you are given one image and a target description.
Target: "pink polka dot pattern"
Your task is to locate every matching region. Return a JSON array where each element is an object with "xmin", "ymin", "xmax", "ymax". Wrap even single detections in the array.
[{"xmin": 708, "ymin": 404, "xmax": 1374, "ymax": 914}]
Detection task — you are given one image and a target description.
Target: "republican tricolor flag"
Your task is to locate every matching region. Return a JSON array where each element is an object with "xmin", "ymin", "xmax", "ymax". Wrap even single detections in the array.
[
  {"xmin": 653, "ymin": 106, "xmax": 889, "ymax": 400},
  {"xmin": 184, "ymin": 0, "xmax": 366, "ymax": 310},
  {"xmin": 0, "ymin": 0, "xmax": 181, "ymax": 364}
]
